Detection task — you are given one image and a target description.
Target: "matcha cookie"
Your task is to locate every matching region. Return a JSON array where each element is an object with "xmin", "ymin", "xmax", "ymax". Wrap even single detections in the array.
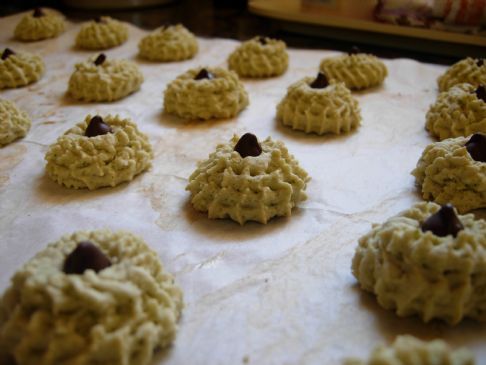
[
  {"xmin": 14, "ymin": 8, "xmax": 65, "ymax": 41},
  {"xmin": 75, "ymin": 16, "xmax": 128, "ymax": 50},
  {"xmin": 186, "ymin": 133, "xmax": 310, "ymax": 224},
  {"xmin": 45, "ymin": 114, "xmax": 153, "ymax": 190},
  {"xmin": 228, "ymin": 36, "xmax": 288, "ymax": 78},
  {"xmin": 352, "ymin": 202, "xmax": 486, "ymax": 325},
  {"xmin": 426, "ymin": 84, "xmax": 486, "ymax": 140},
  {"xmin": 319, "ymin": 47, "xmax": 387, "ymax": 90},
  {"xmin": 277, "ymin": 72, "xmax": 361, "ymax": 135},
  {"xmin": 163, "ymin": 67, "xmax": 248, "ymax": 120},
  {"xmin": 345, "ymin": 335, "xmax": 474, "ymax": 365},
  {"xmin": 412, "ymin": 134, "xmax": 486, "ymax": 213},
  {"xmin": 0, "ymin": 99, "xmax": 31, "ymax": 147},
  {"xmin": 0, "ymin": 48, "xmax": 44, "ymax": 89},
  {"xmin": 0, "ymin": 229, "xmax": 183, "ymax": 365},
  {"xmin": 438, "ymin": 58, "xmax": 486, "ymax": 92},
  {"xmin": 68, "ymin": 54, "xmax": 143, "ymax": 102},
  {"xmin": 138, "ymin": 24, "xmax": 198, "ymax": 62}
]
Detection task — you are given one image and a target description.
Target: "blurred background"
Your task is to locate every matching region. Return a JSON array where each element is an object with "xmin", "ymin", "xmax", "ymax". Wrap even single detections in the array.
[{"xmin": 1, "ymin": 0, "xmax": 485, "ymax": 64}]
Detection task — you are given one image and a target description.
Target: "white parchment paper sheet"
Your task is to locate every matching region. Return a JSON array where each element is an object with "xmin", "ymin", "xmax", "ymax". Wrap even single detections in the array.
[{"xmin": 0, "ymin": 11, "xmax": 485, "ymax": 365}]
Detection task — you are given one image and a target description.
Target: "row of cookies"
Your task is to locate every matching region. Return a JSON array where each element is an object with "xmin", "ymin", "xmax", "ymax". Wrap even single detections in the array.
[
  {"xmin": 11, "ymin": 8, "xmax": 391, "ymax": 87},
  {"xmin": 347, "ymin": 58, "xmax": 486, "ymax": 363}
]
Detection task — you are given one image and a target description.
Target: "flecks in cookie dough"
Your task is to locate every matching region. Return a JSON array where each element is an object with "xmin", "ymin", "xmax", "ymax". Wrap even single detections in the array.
[
  {"xmin": 426, "ymin": 83, "xmax": 486, "ymax": 140},
  {"xmin": 45, "ymin": 114, "xmax": 153, "ymax": 190},
  {"xmin": 75, "ymin": 16, "xmax": 128, "ymax": 50},
  {"xmin": 163, "ymin": 67, "xmax": 248, "ymax": 120},
  {"xmin": 319, "ymin": 47, "xmax": 387, "ymax": 90},
  {"xmin": 438, "ymin": 58, "xmax": 486, "ymax": 92},
  {"xmin": 412, "ymin": 134, "xmax": 486, "ymax": 213},
  {"xmin": 0, "ymin": 48, "xmax": 44, "ymax": 89},
  {"xmin": 68, "ymin": 53, "xmax": 143, "ymax": 102},
  {"xmin": 0, "ymin": 229, "xmax": 183, "ymax": 365},
  {"xmin": 138, "ymin": 24, "xmax": 198, "ymax": 62},
  {"xmin": 352, "ymin": 201, "xmax": 486, "ymax": 325},
  {"xmin": 344, "ymin": 335, "xmax": 474, "ymax": 365},
  {"xmin": 277, "ymin": 72, "xmax": 361, "ymax": 135},
  {"xmin": 186, "ymin": 133, "xmax": 310, "ymax": 224},
  {"xmin": 228, "ymin": 36, "xmax": 288, "ymax": 78},
  {"xmin": 14, "ymin": 8, "xmax": 65, "ymax": 41},
  {"xmin": 0, "ymin": 99, "xmax": 31, "ymax": 147}
]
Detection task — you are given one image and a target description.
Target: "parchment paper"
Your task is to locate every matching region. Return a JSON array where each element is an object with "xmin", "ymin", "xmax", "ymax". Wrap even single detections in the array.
[{"xmin": 0, "ymin": 11, "xmax": 485, "ymax": 365}]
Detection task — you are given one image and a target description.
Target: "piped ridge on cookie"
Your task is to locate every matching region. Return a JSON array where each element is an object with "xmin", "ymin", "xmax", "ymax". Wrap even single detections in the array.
[
  {"xmin": 138, "ymin": 24, "xmax": 198, "ymax": 62},
  {"xmin": 45, "ymin": 114, "xmax": 153, "ymax": 190},
  {"xmin": 277, "ymin": 72, "xmax": 361, "ymax": 135},
  {"xmin": 0, "ymin": 229, "xmax": 183, "ymax": 365},
  {"xmin": 186, "ymin": 134, "xmax": 310, "ymax": 224}
]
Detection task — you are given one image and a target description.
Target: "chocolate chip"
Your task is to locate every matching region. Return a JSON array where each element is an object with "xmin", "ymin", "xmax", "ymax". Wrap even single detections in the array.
[
  {"xmin": 475, "ymin": 85, "xmax": 486, "ymax": 103},
  {"xmin": 94, "ymin": 53, "xmax": 106, "ymax": 66},
  {"xmin": 63, "ymin": 241, "xmax": 112, "ymax": 274},
  {"xmin": 194, "ymin": 68, "xmax": 214, "ymax": 80},
  {"xmin": 477, "ymin": 59, "xmax": 484, "ymax": 67},
  {"xmin": 94, "ymin": 16, "xmax": 106, "ymax": 23},
  {"xmin": 421, "ymin": 204, "xmax": 464, "ymax": 237},
  {"xmin": 1, "ymin": 48, "xmax": 15, "ymax": 61},
  {"xmin": 310, "ymin": 72, "xmax": 329, "ymax": 89},
  {"xmin": 466, "ymin": 133, "xmax": 486, "ymax": 163},
  {"xmin": 234, "ymin": 133, "xmax": 262, "ymax": 158},
  {"xmin": 85, "ymin": 116, "xmax": 113, "ymax": 137},
  {"xmin": 257, "ymin": 36, "xmax": 267, "ymax": 45},
  {"xmin": 33, "ymin": 7, "xmax": 44, "ymax": 17},
  {"xmin": 348, "ymin": 46, "xmax": 361, "ymax": 55}
]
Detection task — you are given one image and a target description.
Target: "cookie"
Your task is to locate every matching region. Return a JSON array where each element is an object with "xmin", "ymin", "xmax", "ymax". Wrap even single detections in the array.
[
  {"xmin": 319, "ymin": 48, "xmax": 387, "ymax": 90},
  {"xmin": 163, "ymin": 67, "xmax": 248, "ymax": 120},
  {"xmin": 352, "ymin": 201, "xmax": 486, "ymax": 325},
  {"xmin": 75, "ymin": 16, "xmax": 128, "ymax": 50},
  {"xmin": 412, "ymin": 134, "xmax": 486, "ymax": 213},
  {"xmin": 426, "ymin": 83, "xmax": 486, "ymax": 140},
  {"xmin": 277, "ymin": 72, "xmax": 361, "ymax": 135},
  {"xmin": 0, "ymin": 99, "xmax": 31, "ymax": 147},
  {"xmin": 0, "ymin": 229, "xmax": 183, "ymax": 365},
  {"xmin": 0, "ymin": 48, "xmax": 44, "ymax": 89},
  {"xmin": 228, "ymin": 36, "xmax": 288, "ymax": 78},
  {"xmin": 186, "ymin": 133, "xmax": 310, "ymax": 224},
  {"xmin": 138, "ymin": 24, "xmax": 198, "ymax": 62},
  {"xmin": 344, "ymin": 335, "xmax": 474, "ymax": 365},
  {"xmin": 14, "ymin": 8, "xmax": 65, "ymax": 41},
  {"xmin": 45, "ymin": 114, "xmax": 153, "ymax": 190},
  {"xmin": 68, "ymin": 53, "xmax": 143, "ymax": 102},
  {"xmin": 438, "ymin": 58, "xmax": 486, "ymax": 92}
]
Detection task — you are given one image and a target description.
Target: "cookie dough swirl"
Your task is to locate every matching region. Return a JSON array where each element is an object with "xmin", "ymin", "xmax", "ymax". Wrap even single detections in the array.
[
  {"xmin": 138, "ymin": 24, "xmax": 198, "ymax": 62},
  {"xmin": 412, "ymin": 136, "xmax": 486, "ymax": 213},
  {"xmin": 228, "ymin": 36, "xmax": 288, "ymax": 78},
  {"xmin": 352, "ymin": 202, "xmax": 486, "ymax": 325},
  {"xmin": 345, "ymin": 335, "xmax": 474, "ymax": 365},
  {"xmin": 438, "ymin": 58, "xmax": 486, "ymax": 92},
  {"xmin": 186, "ymin": 135, "xmax": 310, "ymax": 224},
  {"xmin": 319, "ymin": 53, "xmax": 387, "ymax": 90},
  {"xmin": 0, "ymin": 50, "xmax": 44, "ymax": 89},
  {"xmin": 277, "ymin": 76, "xmax": 361, "ymax": 134},
  {"xmin": 75, "ymin": 16, "xmax": 128, "ymax": 50},
  {"xmin": 14, "ymin": 9, "xmax": 65, "ymax": 41},
  {"xmin": 0, "ymin": 99, "xmax": 31, "ymax": 146},
  {"xmin": 45, "ymin": 114, "xmax": 153, "ymax": 190},
  {"xmin": 0, "ymin": 229, "xmax": 183, "ymax": 365},
  {"xmin": 426, "ymin": 83, "xmax": 486, "ymax": 140},
  {"xmin": 163, "ymin": 67, "xmax": 248, "ymax": 120},
  {"xmin": 68, "ymin": 55, "xmax": 143, "ymax": 102}
]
